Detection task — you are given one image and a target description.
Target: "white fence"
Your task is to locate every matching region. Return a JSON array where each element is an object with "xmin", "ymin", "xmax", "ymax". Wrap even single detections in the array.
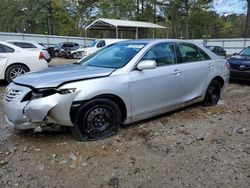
[
  {"xmin": 191, "ymin": 38, "xmax": 249, "ymax": 55},
  {"xmin": 0, "ymin": 32, "xmax": 93, "ymax": 47},
  {"xmin": 0, "ymin": 32, "xmax": 249, "ymax": 54}
]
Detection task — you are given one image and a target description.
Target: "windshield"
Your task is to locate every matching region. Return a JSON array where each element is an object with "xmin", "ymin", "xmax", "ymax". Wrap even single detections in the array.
[
  {"xmin": 78, "ymin": 42, "xmax": 146, "ymax": 68},
  {"xmin": 86, "ymin": 40, "xmax": 98, "ymax": 47},
  {"xmin": 239, "ymin": 47, "xmax": 250, "ymax": 56}
]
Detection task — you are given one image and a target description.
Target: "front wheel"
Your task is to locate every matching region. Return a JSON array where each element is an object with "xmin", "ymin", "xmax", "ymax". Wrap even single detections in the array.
[
  {"xmin": 5, "ymin": 64, "xmax": 29, "ymax": 83},
  {"xmin": 71, "ymin": 99, "xmax": 121, "ymax": 141},
  {"xmin": 202, "ymin": 80, "xmax": 221, "ymax": 107}
]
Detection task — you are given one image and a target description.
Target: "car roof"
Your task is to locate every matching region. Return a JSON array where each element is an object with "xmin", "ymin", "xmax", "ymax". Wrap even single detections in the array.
[
  {"xmin": 7, "ymin": 40, "xmax": 38, "ymax": 44},
  {"xmin": 117, "ymin": 39, "xmax": 197, "ymax": 45}
]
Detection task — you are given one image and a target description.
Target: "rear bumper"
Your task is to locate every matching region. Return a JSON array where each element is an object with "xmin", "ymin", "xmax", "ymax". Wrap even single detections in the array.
[
  {"xmin": 230, "ymin": 70, "xmax": 250, "ymax": 81},
  {"xmin": 46, "ymin": 58, "xmax": 51, "ymax": 63}
]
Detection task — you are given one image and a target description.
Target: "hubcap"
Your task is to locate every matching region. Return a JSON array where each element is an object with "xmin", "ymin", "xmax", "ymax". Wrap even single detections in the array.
[{"xmin": 10, "ymin": 68, "xmax": 26, "ymax": 79}]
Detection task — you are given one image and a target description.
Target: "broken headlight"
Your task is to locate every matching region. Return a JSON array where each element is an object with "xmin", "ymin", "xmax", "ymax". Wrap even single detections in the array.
[{"xmin": 31, "ymin": 88, "xmax": 76, "ymax": 99}]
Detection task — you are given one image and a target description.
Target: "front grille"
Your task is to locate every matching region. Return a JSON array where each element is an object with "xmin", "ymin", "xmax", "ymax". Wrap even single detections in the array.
[
  {"xmin": 230, "ymin": 63, "xmax": 250, "ymax": 71},
  {"xmin": 5, "ymin": 89, "xmax": 22, "ymax": 102}
]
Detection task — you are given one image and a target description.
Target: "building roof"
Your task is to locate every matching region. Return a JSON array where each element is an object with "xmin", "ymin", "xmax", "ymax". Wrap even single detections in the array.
[{"xmin": 85, "ymin": 18, "xmax": 166, "ymax": 30}]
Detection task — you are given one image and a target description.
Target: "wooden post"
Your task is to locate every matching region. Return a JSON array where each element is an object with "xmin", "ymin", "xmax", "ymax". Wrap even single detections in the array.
[
  {"xmin": 136, "ymin": 27, "xmax": 138, "ymax": 39},
  {"xmin": 116, "ymin": 27, "xmax": 118, "ymax": 39}
]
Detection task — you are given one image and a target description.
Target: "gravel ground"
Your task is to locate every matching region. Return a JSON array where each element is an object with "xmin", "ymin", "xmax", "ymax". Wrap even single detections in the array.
[{"xmin": 0, "ymin": 58, "xmax": 250, "ymax": 188}]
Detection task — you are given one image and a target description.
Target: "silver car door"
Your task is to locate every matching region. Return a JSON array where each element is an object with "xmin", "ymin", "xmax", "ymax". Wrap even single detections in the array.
[
  {"xmin": 129, "ymin": 42, "xmax": 182, "ymax": 119},
  {"xmin": 177, "ymin": 43, "xmax": 214, "ymax": 102}
]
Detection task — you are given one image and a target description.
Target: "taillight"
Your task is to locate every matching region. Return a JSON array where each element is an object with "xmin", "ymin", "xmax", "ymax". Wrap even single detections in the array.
[
  {"xmin": 226, "ymin": 62, "xmax": 230, "ymax": 69},
  {"xmin": 39, "ymin": 52, "xmax": 44, "ymax": 60}
]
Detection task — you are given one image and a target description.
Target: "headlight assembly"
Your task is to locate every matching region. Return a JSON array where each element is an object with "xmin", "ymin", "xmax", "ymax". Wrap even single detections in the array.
[{"xmin": 31, "ymin": 88, "xmax": 76, "ymax": 99}]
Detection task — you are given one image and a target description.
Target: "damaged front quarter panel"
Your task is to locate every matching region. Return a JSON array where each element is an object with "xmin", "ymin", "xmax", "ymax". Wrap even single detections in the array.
[{"xmin": 24, "ymin": 91, "xmax": 80, "ymax": 126}]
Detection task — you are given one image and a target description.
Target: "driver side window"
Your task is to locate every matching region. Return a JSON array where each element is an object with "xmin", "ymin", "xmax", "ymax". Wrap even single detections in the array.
[{"xmin": 141, "ymin": 43, "xmax": 175, "ymax": 67}]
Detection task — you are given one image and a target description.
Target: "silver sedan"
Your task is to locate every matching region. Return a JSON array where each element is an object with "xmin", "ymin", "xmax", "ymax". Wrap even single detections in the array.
[{"xmin": 3, "ymin": 39, "xmax": 230, "ymax": 140}]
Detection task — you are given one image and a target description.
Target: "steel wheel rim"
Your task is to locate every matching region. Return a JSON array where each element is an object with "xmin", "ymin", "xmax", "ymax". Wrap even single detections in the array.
[
  {"xmin": 207, "ymin": 85, "xmax": 220, "ymax": 104},
  {"xmin": 10, "ymin": 67, "xmax": 26, "ymax": 79},
  {"xmin": 84, "ymin": 106, "xmax": 114, "ymax": 137}
]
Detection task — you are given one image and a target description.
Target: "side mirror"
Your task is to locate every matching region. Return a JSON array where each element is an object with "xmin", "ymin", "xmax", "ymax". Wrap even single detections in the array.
[
  {"xmin": 137, "ymin": 60, "xmax": 156, "ymax": 70},
  {"xmin": 233, "ymin": 52, "xmax": 239, "ymax": 56}
]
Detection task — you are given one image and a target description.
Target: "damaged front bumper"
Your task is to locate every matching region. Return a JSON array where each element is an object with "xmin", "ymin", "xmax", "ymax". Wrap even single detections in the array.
[{"xmin": 3, "ymin": 82, "xmax": 79, "ymax": 130}]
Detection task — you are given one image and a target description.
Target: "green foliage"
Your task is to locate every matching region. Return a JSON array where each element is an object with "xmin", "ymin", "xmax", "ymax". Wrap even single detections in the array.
[{"xmin": 0, "ymin": 0, "xmax": 247, "ymax": 38}]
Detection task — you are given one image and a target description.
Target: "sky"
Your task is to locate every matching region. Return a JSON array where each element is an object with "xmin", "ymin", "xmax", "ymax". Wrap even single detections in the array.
[{"xmin": 213, "ymin": 0, "xmax": 247, "ymax": 15}]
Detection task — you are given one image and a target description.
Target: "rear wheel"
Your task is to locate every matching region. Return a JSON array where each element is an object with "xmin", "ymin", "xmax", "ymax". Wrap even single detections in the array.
[
  {"xmin": 71, "ymin": 98, "xmax": 121, "ymax": 141},
  {"xmin": 5, "ymin": 64, "xmax": 29, "ymax": 83},
  {"xmin": 203, "ymin": 80, "xmax": 221, "ymax": 106}
]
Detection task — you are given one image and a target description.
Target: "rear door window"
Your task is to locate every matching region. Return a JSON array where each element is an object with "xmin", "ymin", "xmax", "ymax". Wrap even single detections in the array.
[
  {"xmin": 178, "ymin": 43, "xmax": 210, "ymax": 63},
  {"xmin": 0, "ymin": 44, "xmax": 14, "ymax": 53},
  {"xmin": 13, "ymin": 42, "xmax": 36, "ymax": 49}
]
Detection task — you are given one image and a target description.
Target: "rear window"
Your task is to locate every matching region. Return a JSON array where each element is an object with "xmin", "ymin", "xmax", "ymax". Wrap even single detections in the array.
[
  {"xmin": 63, "ymin": 44, "xmax": 74, "ymax": 48},
  {"xmin": 11, "ymin": 42, "xmax": 36, "ymax": 49}
]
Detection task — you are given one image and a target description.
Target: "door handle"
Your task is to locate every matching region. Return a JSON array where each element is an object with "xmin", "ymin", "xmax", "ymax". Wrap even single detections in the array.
[
  {"xmin": 173, "ymin": 69, "xmax": 181, "ymax": 76},
  {"xmin": 208, "ymin": 63, "xmax": 214, "ymax": 68},
  {"xmin": 0, "ymin": 55, "xmax": 7, "ymax": 59}
]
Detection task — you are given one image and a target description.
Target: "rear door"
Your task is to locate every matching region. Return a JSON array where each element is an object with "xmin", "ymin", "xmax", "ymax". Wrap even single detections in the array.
[
  {"xmin": 129, "ymin": 42, "xmax": 182, "ymax": 118},
  {"xmin": 176, "ymin": 43, "xmax": 213, "ymax": 103},
  {"xmin": 0, "ymin": 44, "xmax": 14, "ymax": 75}
]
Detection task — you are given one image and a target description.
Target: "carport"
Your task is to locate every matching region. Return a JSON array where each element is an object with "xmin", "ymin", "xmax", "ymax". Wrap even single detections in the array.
[{"xmin": 84, "ymin": 18, "xmax": 166, "ymax": 39}]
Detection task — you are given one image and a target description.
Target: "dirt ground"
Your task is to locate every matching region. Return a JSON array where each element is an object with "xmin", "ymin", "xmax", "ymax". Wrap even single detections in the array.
[{"xmin": 0, "ymin": 58, "xmax": 250, "ymax": 188}]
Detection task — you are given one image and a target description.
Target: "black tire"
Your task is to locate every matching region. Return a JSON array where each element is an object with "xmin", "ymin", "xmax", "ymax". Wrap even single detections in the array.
[
  {"xmin": 5, "ymin": 64, "xmax": 29, "ymax": 83},
  {"xmin": 71, "ymin": 98, "xmax": 121, "ymax": 141},
  {"xmin": 202, "ymin": 80, "xmax": 221, "ymax": 107}
]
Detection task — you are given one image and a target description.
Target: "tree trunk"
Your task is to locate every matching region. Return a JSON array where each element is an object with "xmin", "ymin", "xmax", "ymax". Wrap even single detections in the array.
[
  {"xmin": 47, "ymin": 0, "xmax": 53, "ymax": 35},
  {"xmin": 170, "ymin": 15, "xmax": 177, "ymax": 38},
  {"xmin": 244, "ymin": 0, "xmax": 250, "ymax": 37},
  {"xmin": 141, "ymin": 0, "xmax": 144, "ymax": 13},
  {"xmin": 184, "ymin": 0, "xmax": 189, "ymax": 39},
  {"xmin": 153, "ymin": 2, "xmax": 156, "ymax": 23},
  {"xmin": 136, "ymin": 0, "xmax": 140, "ymax": 20},
  {"xmin": 185, "ymin": 17, "xmax": 189, "ymax": 39}
]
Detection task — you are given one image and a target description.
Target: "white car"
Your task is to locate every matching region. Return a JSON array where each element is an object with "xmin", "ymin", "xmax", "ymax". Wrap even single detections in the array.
[
  {"xmin": 0, "ymin": 41, "xmax": 48, "ymax": 83},
  {"xmin": 69, "ymin": 39, "xmax": 127, "ymax": 59},
  {"xmin": 7, "ymin": 40, "xmax": 51, "ymax": 62}
]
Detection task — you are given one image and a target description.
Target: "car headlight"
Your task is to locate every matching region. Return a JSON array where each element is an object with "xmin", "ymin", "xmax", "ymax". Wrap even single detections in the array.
[{"xmin": 32, "ymin": 88, "xmax": 76, "ymax": 99}]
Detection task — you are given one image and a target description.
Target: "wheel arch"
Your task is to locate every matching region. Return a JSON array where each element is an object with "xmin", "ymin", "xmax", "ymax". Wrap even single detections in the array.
[
  {"xmin": 70, "ymin": 93, "xmax": 127, "ymax": 124},
  {"xmin": 5, "ymin": 63, "xmax": 30, "ymax": 77},
  {"xmin": 4, "ymin": 63, "xmax": 30, "ymax": 81},
  {"xmin": 212, "ymin": 76, "xmax": 224, "ymax": 87}
]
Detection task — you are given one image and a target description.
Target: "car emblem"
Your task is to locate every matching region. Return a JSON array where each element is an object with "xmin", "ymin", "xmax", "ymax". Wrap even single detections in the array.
[{"xmin": 239, "ymin": 65, "xmax": 246, "ymax": 70}]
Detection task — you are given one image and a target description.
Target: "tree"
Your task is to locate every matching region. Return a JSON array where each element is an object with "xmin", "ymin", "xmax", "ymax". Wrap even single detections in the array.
[{"xmin": 245, "ymin": 0, "xmax": 250, "ymax": 37}]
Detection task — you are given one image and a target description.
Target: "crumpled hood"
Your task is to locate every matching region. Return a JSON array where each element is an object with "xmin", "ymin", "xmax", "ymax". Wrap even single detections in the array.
[{"xmin": 14, "ymin": 64, "xmax": 115, "ymax": 88}]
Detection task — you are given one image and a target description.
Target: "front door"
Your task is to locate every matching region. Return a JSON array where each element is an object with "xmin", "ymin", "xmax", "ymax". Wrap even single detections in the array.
[{"xmin": 129, "ymin": 42, "xmax": 182, "ymax": 119}]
